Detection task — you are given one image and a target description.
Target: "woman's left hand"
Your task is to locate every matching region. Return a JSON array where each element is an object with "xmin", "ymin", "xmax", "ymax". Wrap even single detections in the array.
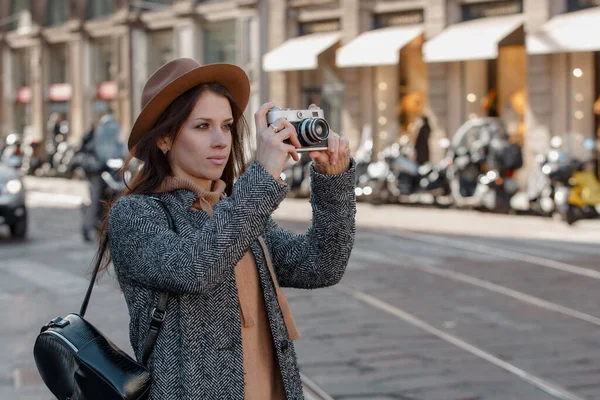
[{"xmin": 307, "ymin": 104, "xmax": 350, "ymax": 172}]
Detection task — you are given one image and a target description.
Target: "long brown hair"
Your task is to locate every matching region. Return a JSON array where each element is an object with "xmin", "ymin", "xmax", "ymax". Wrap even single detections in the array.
[{"xmin": 93, "ymin": 83, "xmax": 250, "ymax": 276}]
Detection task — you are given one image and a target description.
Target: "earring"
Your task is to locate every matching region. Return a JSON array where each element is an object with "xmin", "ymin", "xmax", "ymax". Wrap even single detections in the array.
[{"xmin": 162, "ymin": 148, "xmax": 169, "ymax": 155}]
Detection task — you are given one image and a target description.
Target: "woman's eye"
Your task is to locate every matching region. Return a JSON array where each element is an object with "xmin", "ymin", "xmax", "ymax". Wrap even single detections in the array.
[
  {"xmin": 196, "ymin": 123, "xmax": 208, "ymax": 130},
  {"xmin": 224, "ymin": 123, "xmax": 234, "ymax": 131}
]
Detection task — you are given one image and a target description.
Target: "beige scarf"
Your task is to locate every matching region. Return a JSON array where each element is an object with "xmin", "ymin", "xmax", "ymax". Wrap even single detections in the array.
[{"xmin": 155, "ymin": 176, "xmax": 300, "ymax": 340}]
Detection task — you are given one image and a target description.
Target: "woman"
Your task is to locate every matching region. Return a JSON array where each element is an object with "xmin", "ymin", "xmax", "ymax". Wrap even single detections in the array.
[{"xmin": 106, "ymin": 58, "xmax": 356, "ymax": 399}]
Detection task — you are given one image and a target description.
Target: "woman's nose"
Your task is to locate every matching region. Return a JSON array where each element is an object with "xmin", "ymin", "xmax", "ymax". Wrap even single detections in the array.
[{"xmin": 211, "ymin": 128, "xmax": 228, "ymax": 148}]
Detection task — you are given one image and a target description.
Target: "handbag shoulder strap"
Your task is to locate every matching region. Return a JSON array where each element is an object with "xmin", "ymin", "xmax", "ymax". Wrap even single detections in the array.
[
  {"xmin": 141, "ymin": 198, "xmax": 175, "ymax": 365},
  {"xmin": 77, "ymin": 196, "xmax": 175, "ymax": 365}
]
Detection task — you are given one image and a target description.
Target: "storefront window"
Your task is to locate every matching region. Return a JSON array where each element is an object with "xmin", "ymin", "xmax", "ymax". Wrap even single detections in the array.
[
  {"xmin": 92, "ymin": 38, "xmax": 114, "ymax": 83},
  {"xmin": 14, "ymin": 49, "xmax": 30, "ymax": 88},
  {"xmin": 301, "ymin": 65, "xmax": 344, "ymax": 136},
  {"xmin": 8, "ymin": 0, "xmax": 31, "ymax": 31},
  {"xmin": 566, "ymin": 52, "xmax": 595, "ymax": 160},
  {"xmin": 13, "ymin": 48, "xmax": 31, "ymax": 133},
  {"xmin": 49, "ymin": 43, "xmax": 68, "ymax": 84},
  {"xmin": 46, "ymin": 0, "xmax": 69, "ymax": 26},
  {"xmin": 567, "ymin": 0, "xmax": 600, "ymax": 12},
  {"xmin": 135, "ymin": 0, "xmax": 173, "ymax": 11},
  {"xmin": 86, "ymin": 0, "xmax": 113, "ymax": 20},
  {"xmin": 204, "ymin": 21, "xmax": 237, "ymax": 65},
  {"xmin": 148, "ymin": 30, "xmax": 174, "ymax": 74},
  {"xmin": 142, "ymin": 0, "xmax": 172, "ymax": 4},
  {"xmin": 461, "ymin": 49, "xmax": 525, "ymax": 145},
  {"xmin": 397, "ymin": 42, "xmax": 427, "ymax": 138},
  {"xmin": 461, "ymin": 0, "xmax": 523, "ymax": 21},
  {"xmin": 90, "ymin": 38, "xmax": 115, "ymax": 122}
]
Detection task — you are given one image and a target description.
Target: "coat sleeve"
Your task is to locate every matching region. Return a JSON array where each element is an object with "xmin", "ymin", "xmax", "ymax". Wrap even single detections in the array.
[
  {"xmin": 108, "ymin": 161, "xmax": 289, "ymax": 295},
  {"xmin": 265, "ymin": 159, "xmax": 356, "ymax": 289}
]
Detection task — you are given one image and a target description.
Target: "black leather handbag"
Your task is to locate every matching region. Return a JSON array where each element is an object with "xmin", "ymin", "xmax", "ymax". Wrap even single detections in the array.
[{"xmin": 33, "ymin": 199, "xmax": 174, "ymax": 400}]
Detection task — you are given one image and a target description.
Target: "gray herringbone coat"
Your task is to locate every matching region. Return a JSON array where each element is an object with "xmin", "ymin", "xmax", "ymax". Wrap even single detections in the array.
[{"xmin": 108, "ymin": 160, "xmax": 356, "ymax": 399}]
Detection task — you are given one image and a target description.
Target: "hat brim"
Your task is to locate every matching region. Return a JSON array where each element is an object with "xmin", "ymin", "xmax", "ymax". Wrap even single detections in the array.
[{"xmin": 128, "ymin": 63, "xmax": 251, "ymax": 158}]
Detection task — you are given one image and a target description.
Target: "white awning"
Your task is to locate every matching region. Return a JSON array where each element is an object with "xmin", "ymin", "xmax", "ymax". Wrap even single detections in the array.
[
  {"xmin": 262, "ymin": 31, "xmax": 341, "ymax": 72},
  {"xmin": 335, "ymin": 24, "xmax": 423, "ymax": 67},
  {"xmin": 526, "ymin": 7, "xmax": 600, "ymax": 55},
  {"xmin": 423, "ymin": 14, "xmax": 525, "ymax": 63}
]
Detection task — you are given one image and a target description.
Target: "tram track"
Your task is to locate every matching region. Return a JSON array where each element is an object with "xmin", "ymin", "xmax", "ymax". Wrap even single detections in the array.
[
  {"xmin": 390, "ymin": 230, "xmax": 600, "ymax": 280},
  {"xmin": 321, "ymin": 230, "xmax": 600, "ymax": 399},
  {"xmin": 301, "ymin": 373, "xmax": 335, "ymax": 400},
  {"xmin": 335, "ymin": 284, "xmax": 588, "ymax": 400}
]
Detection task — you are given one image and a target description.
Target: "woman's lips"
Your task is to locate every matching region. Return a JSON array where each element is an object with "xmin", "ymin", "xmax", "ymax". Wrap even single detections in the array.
[{"xmin": 208, "ymin": 156, "xmax": 227, "ymax": 165}]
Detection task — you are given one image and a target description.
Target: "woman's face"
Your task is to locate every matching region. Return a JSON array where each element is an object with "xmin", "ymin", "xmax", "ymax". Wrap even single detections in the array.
[{"xmin": 163, "ymin": 90, "xmax": 234, "ymax": 187}]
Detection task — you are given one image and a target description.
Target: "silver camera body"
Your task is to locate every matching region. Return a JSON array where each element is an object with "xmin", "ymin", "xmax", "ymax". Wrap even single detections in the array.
[{"xmin": 267, "ymin": 107, "xmax": 330, "ymax": 152}]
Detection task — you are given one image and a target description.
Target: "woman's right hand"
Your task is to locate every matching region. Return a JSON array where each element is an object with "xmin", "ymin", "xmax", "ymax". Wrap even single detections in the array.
[{"xmin": 254, "ymin": 102, "xmax": 301, "ymax": 180}]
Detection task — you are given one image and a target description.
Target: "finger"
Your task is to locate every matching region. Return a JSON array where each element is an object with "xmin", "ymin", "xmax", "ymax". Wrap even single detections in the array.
[
  {"xmin": 275, "ymin": 122, "xmax": 302, "ymax": 149},
  {"xmin": 255, "ymin": 101, "xmax": 275, "ymax": 133},
  {"xmin": 308, "ymin": 150, "xmax": 328, "ymax": 164},
  {"xmin": 328, "ymin": 133, "xmax": 340, "ymax": 165},
  {"xmin": 339, "ymin": 136, "xmax": 350, "ymax": 156},
  {"xmin": 308, "ymin": 104, "xmax": 319, "ymax": 109},
  {"xmin": 268, "ymin": 117, "xmax": 288, "ymax": 133},
  {"xmin": 285, "ymin": 144, "xmax": 300, "ymax": 162},
  {"xmin": 308, "ymin": 150, "xmax": 326, "ymax": 160}
]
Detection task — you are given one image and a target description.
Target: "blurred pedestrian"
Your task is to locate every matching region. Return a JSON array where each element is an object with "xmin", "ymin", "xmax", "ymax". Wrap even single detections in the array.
[
  {"xmin": 414, "ymin": 114, "xmax": 432, "ymax": 165},
  {"xmin": 98, "ymin": 58, "xmax": 356, "ymax": 399},
  {"xmin": 78, "ymin": 113, "xmax": 125, "ymax": 241}
]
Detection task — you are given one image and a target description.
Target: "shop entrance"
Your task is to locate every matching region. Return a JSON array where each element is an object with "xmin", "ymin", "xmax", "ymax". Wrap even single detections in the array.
[{"xmin": 301, "ymin": 85, "xmax": 344, "ymax": 136}]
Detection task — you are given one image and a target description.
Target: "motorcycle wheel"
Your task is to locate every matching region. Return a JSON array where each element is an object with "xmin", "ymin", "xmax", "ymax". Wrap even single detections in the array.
[
  {"xmin": 561, "ymin": 205, "xmax": 578, "ymax": 225},
  {"xmin": 9, "ymin": 214, "xmax": 27, "ymax": 239},
  {"xmin": 494, "ymin": 189, "xmax": 511, "ymax": 214},
  {"xmin": 397, "ymin": 174, "xmax": 413, "ymax": 196}
]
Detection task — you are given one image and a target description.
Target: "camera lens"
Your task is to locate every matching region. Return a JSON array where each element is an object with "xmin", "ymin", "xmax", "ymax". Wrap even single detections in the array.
[{"xmin": 297, "ymin": 118, "xmax": 330, "ymax": 146}]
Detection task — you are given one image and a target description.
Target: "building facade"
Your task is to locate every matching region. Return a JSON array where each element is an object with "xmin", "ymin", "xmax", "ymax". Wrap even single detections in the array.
[
  {"xmin": 1, "ymin": 0, "xmax": 599, "ymax": 181},
  {"xmin": 263, "ymin": 0, "xmax": 600, "ymax": 183},
  {"xmin": 0, "ymin": 0, "xmax": 264, "ymax": 152}
]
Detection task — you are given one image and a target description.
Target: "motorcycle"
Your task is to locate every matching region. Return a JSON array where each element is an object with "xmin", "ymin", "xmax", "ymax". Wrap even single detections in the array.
[
  {"xmin": 529, "ymin": 136, "xmax": 600, "ymax": 224},
  {"xmin": 352, "ymin": 137, "xmax": 383, "ymax": 202},
  {"xmin": 355, "ymin": 137, "xmax": 451, "ymax": 205},
  {"xmin": 446, "ymin": 118, "xmax": 521, "ymax": 213},
  {"xmin": 556, "ymin": 165, "xmax": 600, "ymax": 225},
  {"xmin": 390, "ymin": 137, "xmax": 451, "ymax": 205},
  {"xmin": 80, "ymin": 157, "xmax": 127, "ymax": 240},
  {"xmin": 1, "ymin": 133, "xmax": 23, "ymax": 169},
  {"xmin": 280, "ymin": 153, "xmax": 312, "ymax": 198},
  {"xmin": 527, "ymin": 136, "xmax": 565, "ymax": 217},
  {"xmin": 19, "ymin": 137, "xmax": 42, "ymax": 175}
]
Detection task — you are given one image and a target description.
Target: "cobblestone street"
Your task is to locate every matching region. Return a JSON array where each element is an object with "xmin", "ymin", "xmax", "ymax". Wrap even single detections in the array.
[{"xmin": 1, "ymin": 177, "xmax": 600, "ymax": 399}]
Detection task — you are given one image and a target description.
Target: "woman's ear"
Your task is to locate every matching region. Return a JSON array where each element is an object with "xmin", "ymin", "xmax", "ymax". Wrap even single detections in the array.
[{"xmin": 156, "ymin": 136, "xmax": 172, "ymax": 153}]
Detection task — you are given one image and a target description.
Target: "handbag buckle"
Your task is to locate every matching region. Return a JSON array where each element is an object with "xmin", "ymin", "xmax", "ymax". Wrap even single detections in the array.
[
  {"xmin": 47, "ymin": 316, "xmax": 70, "ymax": 329},
  {"xmin": 150, "ymin": 308, "xmax": 166, "ymax": 324}
]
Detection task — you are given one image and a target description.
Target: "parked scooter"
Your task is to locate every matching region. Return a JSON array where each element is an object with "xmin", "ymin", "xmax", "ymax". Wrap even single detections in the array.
[
  {"xmin": 354, "ymin": 148, "xmax": 393, "ymax": 203},
  {"xmin": 19, "ymin": 137, "xmax": 42, "ymax": 175},
  {"xmin": 556, "ymin": 164, "xmax": 600, "ymax": 225},
  {"xmin": 1, "ymin": 133, "xmax": 23, "ymax": 169},
  {"xmin": 529, "ymin": 136, "xmax": 600, "ymax": 224},
  {"xmin": 528, "ymin": 136, "xmax": 565, "ymax": 217},
  {"xmin": 281, "ymin": 153, "xmax": 312, "ymax": 198},
  {"xmin": 390, "ymin": 136, "xmax": 451, "ymax": 204},
  {"xmin": 355, "ymin": 136, "xmax": 451, "ymax": 205},
  {"xmin": 446, "ymin": 118, "xmax": 522, "ymax": 213},
  {"xmin": 80, "ymin": 157, "xmax": 127, "ymax": 240},
  {"xmin": 553, "ymin": 138, "xmax": 599, "ymax": 225}
]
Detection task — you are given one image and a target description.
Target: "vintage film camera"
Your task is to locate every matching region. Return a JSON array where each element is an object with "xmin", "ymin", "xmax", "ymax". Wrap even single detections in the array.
[{"xmin": 267, "ymin": 107, "xmax": 330, "ymax": 152}]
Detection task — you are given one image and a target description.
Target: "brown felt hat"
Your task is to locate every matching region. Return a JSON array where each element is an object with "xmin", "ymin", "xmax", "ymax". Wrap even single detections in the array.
[{"xmin": 128, "ymin": 58, "xmax": 251, "ymax": 158}]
